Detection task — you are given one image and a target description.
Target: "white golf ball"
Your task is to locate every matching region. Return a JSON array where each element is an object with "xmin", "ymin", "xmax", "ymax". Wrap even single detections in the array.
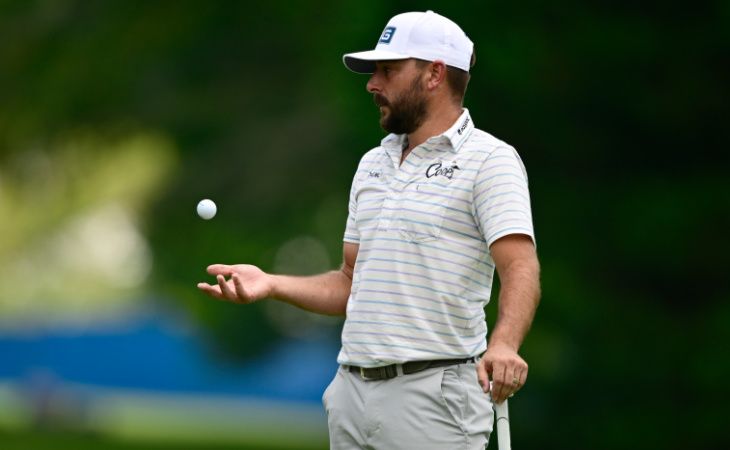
[{"xmin": 197, "ymin": 199, "xmax": 216, "ymax": 220}]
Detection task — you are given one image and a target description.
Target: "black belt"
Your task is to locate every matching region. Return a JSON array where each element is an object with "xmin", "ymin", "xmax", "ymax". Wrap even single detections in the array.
[{"xmin": 346, "ymin": 357, "xmax": 476, "ymax": 381}]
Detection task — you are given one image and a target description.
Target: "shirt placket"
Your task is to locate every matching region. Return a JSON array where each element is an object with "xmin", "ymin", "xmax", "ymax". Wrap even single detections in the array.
[
  {"xmin": 377, "ymin": 144, "xmax": 407, "ymax": 231},
  {"xmin": 377, "ymin": 143, "xmax": 438, "ymax": 232}
]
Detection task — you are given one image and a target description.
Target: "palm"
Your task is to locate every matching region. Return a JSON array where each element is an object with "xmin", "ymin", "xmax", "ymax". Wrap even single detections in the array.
[{"xmin": 229, "ymin": 264, "xmax": 269, "ymax": 300}]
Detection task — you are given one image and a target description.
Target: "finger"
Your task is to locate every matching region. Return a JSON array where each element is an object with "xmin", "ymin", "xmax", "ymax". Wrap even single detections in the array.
[
  {"xmin": 232, "ymin": 273, "xmax": 249, "ymax": 303},
  {"xmin": 503, "ymin": 364, "xmax": 520, "ymax": 402},
  {"xmin": 517, "ymin": 363, "xmax": 528, "ymax": 391},
  {"xmin": 217, "ymin": 274, "xmax": 237, "ymax": 300},
  {"xmin": 491, "ymin": 363, "xmax": 508, "ymax": 403},
  {"xmin": 197, "ymin": 282, "xmax": 223, "ymax": 299},
  {"xmin": 509, "ymin": 367, "xmax": 523, "ymax": 395},
  {"xmin": 522, "ymin": 364, "xmax": 528, "ymax": 385},
  {"xmin": 476, "ymin": 359, "xmax": 490, "ymax": 393},
  {"xmin": 498, "ymin": 362, "xmax": 518, "ymax": 404},
  {"xmin": 207, "ymin": 264, "xmax": 233, "ymax": 276}
]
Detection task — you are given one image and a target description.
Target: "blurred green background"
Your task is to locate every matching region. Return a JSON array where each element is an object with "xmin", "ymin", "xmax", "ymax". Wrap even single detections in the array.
[{"xmin": 1, "ymin": 0, "xmax": 728, "ymax": 449}]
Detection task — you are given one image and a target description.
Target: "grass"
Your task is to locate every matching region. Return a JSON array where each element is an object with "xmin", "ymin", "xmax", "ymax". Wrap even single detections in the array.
[{"xmin": 0, "ymin": 429, "xmax": 328, "ymax": 450}]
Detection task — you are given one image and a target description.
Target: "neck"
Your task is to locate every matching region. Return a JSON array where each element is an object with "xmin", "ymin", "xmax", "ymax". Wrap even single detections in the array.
[{"xmin": 401, "ymin": 103, "xmax": 463, "ymax": 163}]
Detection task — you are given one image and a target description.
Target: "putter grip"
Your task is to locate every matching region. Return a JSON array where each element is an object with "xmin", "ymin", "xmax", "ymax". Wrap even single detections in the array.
[{"xmin": 495, "ymin": 399, "xmax": 512, "ymax": 450}]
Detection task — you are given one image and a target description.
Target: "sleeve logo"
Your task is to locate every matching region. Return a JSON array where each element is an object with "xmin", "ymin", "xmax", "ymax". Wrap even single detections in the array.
[{"xmin": 379, "ymin": 27, "xmax": 396, "ymax": 44}]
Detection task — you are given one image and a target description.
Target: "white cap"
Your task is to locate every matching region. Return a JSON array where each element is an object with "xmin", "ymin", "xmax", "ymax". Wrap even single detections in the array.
[{"xmin": 343, "ymin": 11, "xmax": 474, "ymax": 74}]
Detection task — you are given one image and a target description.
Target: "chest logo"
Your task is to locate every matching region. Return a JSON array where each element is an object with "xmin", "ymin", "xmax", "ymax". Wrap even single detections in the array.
[
  {"xmin": 426, "ymin": 162, "xmax": 460, "ymax": 180},
  {"xmin": 368, "ymin": 171, "xmax": 383, "ymax": 178}
]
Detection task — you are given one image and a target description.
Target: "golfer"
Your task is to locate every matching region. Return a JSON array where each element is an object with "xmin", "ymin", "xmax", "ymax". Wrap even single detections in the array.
[{"xmin": 199, "ymin": 10, "xmax": 540, "ymax": 449}]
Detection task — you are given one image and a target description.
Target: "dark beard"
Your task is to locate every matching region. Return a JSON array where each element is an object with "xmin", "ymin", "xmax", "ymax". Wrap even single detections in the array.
[{"xmin": 374, "ymin": 76, "xmax": 428, "ymax": 135}]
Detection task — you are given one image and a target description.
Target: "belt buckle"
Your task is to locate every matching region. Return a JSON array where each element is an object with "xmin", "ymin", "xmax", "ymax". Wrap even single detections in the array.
[{"xmin": 360, "ymin": 366, "xmax": 377, "ymax": 381}]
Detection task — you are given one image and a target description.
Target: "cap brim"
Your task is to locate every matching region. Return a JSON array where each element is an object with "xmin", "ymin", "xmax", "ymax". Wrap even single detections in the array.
[{"xmin": 343, "ymin": 50, "xmax": 410, "ymax": 74}]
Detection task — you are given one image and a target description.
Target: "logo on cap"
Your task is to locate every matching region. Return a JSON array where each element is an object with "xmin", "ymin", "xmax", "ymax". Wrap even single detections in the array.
[{"xmin": 379, "ymin": 27, "xmax": 396, "ymax": 44}]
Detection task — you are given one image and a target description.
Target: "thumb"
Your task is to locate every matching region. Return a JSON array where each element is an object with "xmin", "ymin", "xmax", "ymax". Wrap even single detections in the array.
[{"xmin": 207, "ymin": 264, "xmax": 233, "ymax": 276}]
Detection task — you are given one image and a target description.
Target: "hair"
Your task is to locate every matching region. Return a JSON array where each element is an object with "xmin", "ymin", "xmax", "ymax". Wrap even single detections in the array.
[
  {"xmin": 446, "ymin": 66, "xmax": 471, "ymax": 104},
  {"xmin": 415, "ymin": 50, "xmax": 475, "ymax": 105}
]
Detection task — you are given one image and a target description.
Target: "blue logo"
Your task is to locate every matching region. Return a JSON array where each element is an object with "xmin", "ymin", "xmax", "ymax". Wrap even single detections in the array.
[{"xmin": 379, "ymin": 27, "xmax": 395, "ymax": 44}]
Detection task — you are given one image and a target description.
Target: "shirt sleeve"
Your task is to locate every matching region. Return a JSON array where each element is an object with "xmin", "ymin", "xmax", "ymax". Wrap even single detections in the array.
[{"xmin": 472, "ymin": 145, "xmax": 535, "ymax": 247}]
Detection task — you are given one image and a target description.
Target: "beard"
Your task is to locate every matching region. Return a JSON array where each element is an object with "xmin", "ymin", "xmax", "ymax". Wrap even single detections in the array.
[{"xmin": 374, "ymin": 75, "xmax": 429, "ymax": 135}]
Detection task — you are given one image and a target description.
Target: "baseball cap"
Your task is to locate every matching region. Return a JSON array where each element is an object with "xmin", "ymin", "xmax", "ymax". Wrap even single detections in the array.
[{"xmin": 343, "ymin": 11, "xmax": 474, "ymax": 74}]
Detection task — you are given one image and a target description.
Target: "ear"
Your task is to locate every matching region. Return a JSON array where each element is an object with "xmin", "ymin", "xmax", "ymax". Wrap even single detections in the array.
[{"xmin": 426, "ymin": 60, "xmax": 447, "ymax": 91}]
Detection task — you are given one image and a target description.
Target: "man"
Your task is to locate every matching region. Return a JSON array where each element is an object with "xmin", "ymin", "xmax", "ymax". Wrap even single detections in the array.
[{"xmin": 198, "ymin": 11, "xmax": 540, "ymax": 449}]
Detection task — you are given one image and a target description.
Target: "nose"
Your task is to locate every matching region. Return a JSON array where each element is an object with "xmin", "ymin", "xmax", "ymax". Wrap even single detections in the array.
[{"xmin": 366, "ymin": 71, "xmax": 381, "ymax": 94}]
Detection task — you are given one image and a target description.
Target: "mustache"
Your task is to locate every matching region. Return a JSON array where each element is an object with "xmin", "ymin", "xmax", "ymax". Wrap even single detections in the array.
[{"xmin": 374, "ymin": 94, "xmax": 390, "ymax": 107}]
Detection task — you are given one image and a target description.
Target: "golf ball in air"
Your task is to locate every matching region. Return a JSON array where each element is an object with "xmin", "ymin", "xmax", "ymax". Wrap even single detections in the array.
[{"xmin": 197, "ymin": 199, "xmax": 216, "ymax": 220}]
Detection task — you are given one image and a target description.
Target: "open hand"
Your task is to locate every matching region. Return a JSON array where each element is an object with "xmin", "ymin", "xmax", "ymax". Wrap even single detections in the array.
[{"xmin": 197, "ymin": 264, "xmax": 274, "ymax": 304}]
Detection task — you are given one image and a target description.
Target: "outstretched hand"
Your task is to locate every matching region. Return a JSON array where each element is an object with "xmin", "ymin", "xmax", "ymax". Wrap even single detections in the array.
[
  {"xmin": 197, "ymin": 264, "xmax": 275, "ymax": 304},
  {"xmin": 477, "ymin": 343, "xmax": 528, "ymax": 404}
]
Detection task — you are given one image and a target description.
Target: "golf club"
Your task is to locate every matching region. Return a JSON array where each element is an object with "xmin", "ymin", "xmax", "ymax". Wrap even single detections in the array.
[{"xmin": 491, "ymin": 381, "xmax": 512, "ymax": 450}]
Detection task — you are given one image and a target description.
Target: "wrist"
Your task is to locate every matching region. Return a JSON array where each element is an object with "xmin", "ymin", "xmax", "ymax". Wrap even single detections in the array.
[
  {"xmin": 487, "ymin": 337, "xmax": 520, "ymax": 353},
  {"xmin": 266, "ymin": 273, "xmax": 283, "ymax": 300}
]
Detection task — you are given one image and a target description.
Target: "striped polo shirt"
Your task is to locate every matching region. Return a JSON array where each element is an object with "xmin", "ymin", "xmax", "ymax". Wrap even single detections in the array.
[{"xmin": 339, "ymin": 109, "xmax": 535, "ymax": 367}]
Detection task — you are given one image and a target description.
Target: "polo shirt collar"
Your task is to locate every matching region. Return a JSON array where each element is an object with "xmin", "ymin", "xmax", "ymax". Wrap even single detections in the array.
[
  {"xmin": 441, "ymin": 109, "xmax": 474, "ymax": 152},
  {"xmin": 381, "ymin": 132, "xmax": 407, "ymax": 151}
]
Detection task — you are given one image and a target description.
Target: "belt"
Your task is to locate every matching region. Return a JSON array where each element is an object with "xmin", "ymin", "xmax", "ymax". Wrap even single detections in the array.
[{"xmin": 346, "ymin": 357, "xmax": 476, "ymax": 381}]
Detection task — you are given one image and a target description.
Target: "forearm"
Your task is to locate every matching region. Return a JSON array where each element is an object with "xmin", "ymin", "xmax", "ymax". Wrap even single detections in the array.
[
  {"xmin": 200, "ymin": 243, "xmax": 358, "ymax": 315},
  {"xmin": 270, "ymin": 268, "xmax": 352, "ymax": 316},
  {"xmin": 489, "ymin": 257, "xmax": 541, "ymax": 351},
  {"xmin": 478, "ymin": 235, "xmax": 539, "ymax": 401}
]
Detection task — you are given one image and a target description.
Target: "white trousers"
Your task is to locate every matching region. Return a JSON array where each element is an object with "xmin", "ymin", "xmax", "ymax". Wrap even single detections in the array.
[{"xmin": 322, "ymin": 360, "xmax": 494, "ymax": 449}]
